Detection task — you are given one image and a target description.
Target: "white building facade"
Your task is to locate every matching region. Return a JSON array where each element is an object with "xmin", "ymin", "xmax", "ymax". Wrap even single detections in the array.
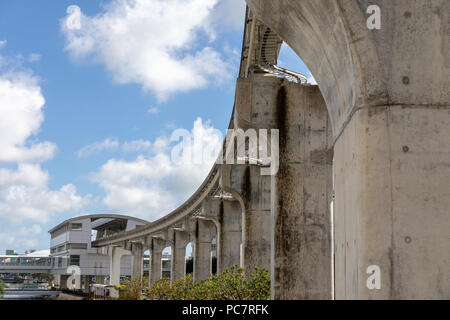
[{"xmin": 48, "ymin": 214, "xmax": 149, "ymax": 290}]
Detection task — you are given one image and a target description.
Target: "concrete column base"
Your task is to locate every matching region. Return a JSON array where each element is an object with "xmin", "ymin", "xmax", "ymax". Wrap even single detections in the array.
[{"xmin": 271, "ymin": 84, "xmax": 333, "ymax": 300}]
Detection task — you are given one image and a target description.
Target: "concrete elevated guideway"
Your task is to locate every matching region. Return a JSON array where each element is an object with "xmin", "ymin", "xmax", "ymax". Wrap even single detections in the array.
[
  {"xmin": 0, "ymin": 255, "xmax": 52, "ymax": 274},
  {"xmin": 91, "ymin": 1, "xmax": 449, "ymax": 300}
]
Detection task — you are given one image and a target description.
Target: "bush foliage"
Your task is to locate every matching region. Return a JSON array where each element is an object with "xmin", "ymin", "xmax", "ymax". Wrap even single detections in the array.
[
  {"xmin": 116, "ymin": 276, "xmax": 148, "ymax": 300},
  {"xmin": 143, "ymin": 266, "xmax": 270, "ymax": 300},
  {"xmin": 0, "ymin": 280, "xmax": 7, "ymax": 298}
]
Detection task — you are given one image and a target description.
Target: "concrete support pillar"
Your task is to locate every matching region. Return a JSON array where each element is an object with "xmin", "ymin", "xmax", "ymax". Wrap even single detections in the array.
[
  {"xmin": 171, "ymin": 230, "xmax": 190, "ymax": 282},
  {"xmin": 333, "ymin": 106, "xmax": 450, "ymax": 299},
  {"xmin": 131, "ymin": 242, "xmax": 144, "ymax": 277},
  {"xmin": 271, "ymin": 84, "xmax": 333, "ymax": 299},
  {"xmin": 220, "ymin": 75, "xmax": 281, "ymax": 277},
  {"xmin": 84, "ymin": 275, "xmax": 92, "ymax": 294},
  {"xmin": 246, "ymin": 0, "xmax": 450, "ymax": 299},
  {"xmin": 241, "ymin": 169, "xmax": 272, "ymax": 277},
  {"xmin": 149, "ymin": 237, "xmax": 166, "ymax": 286},
  {"xmin": 219, "ymin": 200, "xmax": 242, "ymax": 272},
  {"xmin": 96, "ymin": 275, "xmax": 105, "ymax": 285},
  {"xmin": 60, "ymin": 275, "xmax": 68, "ymax": 290},
  {"xmin": 109, "ymin": 246, "xmax": 130, "ymax": 298},
  {"xmin": 193, "ymin": 219, "xmax": 216, "ymax": 282},
  {"xmin": 53, "ymin": 274, "xmax": 61, "ymax": 288}
]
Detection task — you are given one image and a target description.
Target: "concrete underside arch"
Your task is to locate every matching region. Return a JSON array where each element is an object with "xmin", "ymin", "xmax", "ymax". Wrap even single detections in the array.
[
  {"xmin": 247, "ymin": 0, "xmax": 450, "ymax": 299},
  {"xmin": 246, "ymin": 0, "xmax": 449, "ymax": 138}
]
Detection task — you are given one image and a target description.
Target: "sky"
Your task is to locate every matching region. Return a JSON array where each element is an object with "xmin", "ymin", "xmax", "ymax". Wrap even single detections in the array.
[{"xmin": 0, "ymin": 0, "xmax": 313, "ymax": 254}]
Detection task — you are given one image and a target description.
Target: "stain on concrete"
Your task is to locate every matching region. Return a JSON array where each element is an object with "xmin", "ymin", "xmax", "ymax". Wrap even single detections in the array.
[
  {"xmin": 241, "ymin": 165, "xmax": 251, "ymax": 205},
  {"xmin": 276, "ymin": 85, "xmax": 288, "ymax": 156},
  {"xmin": 219, "ymin": 200, "xmax": 224, "ymax": 225}
]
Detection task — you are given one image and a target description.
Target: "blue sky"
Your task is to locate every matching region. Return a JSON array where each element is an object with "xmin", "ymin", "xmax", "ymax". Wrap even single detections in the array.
[{"xmin": 0, "ymin": 0, "xmax": 312, "ymax": 253}]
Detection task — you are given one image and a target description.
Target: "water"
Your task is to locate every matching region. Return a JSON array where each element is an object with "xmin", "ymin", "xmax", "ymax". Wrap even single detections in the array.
[
  {"xmin": 3, "ymin": 289, "xmax": 61, "ymax": 300},
  {"xmin": 2, "ymin": 283, "xmax": 60, "ymax": 300}
]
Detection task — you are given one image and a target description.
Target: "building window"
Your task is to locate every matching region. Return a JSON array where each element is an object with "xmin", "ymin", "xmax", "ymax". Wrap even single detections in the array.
[
  {"xmin": 58, "ymin": 257, "xmax": 62, "ymax": 268},
  {"xmin": 69, "ymin": 243, "xmax": 88, "ymax": 250},
  {"xmin": 71, "ymin": 223, "xmax": 82, "ymax": 231},
  {"xmin": 70, "ymin": 255, "xmax": 80, "ymax": 266}
]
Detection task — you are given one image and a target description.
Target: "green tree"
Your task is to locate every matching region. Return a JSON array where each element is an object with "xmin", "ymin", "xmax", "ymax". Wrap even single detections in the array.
[{"xmin": 0, "ymin": 280, "xmax": 8, "ymax": 299}]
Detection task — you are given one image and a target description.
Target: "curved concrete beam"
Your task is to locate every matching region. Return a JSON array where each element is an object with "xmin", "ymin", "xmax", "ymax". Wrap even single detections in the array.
[{"xmin": 246, "ymin": 0, "xmax": 450, "ymax": 139}]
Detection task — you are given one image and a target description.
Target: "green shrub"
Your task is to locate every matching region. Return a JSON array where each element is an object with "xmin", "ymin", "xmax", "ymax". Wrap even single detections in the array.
[
  {"xmin": 145, "ymin": 278, "xmax": 171, "ymax": 300},
  {"xmin": 143, "ymin": 266, "xmax": 270, "ymax": 300},
  {"xmin": 116, "ymin": 276, "xmax": 148, "ymax": 300},
  {"xmin": 0, "ymin": 280, "xmax": 7, "ymax": 299}
]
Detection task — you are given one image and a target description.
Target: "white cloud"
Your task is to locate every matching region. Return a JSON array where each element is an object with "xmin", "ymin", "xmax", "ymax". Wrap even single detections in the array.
[
  {"xmin": 0, "ymin": 40, "xmax": 6, "ymax": 48},
  {"xmin": 28, "ymin": 53, "xmax": 41, "ymax": 63},
  {"xmin": 0, "ymin": 51, "xmax": 90, "ymax": 226},
  {"xmin": 147, "ymin": 106, "xmax": 159, "ymax": 114},
  {"xmin": 122, "ymin": 139, "xmax": 152, "ymax": 153},
  {"xmin": 77, "ymin": 138, "xmax": 156, "ymax": 157},
  {"xmin": 0, "ymin": 70, "xmax": 57, "ymax": 163},
  {"xmin": 77, "ymin": 138, "xmax": 119, "ymax": 158},
  {"xmin": 208, "ymin": 0, "xmax": 246, "ymax": 31},
  {"xmin": 61, "ymin": 0, "xmax": 234, "ymax": 101},
  {"xmin": 92, "ymin": 118, "xmax": 222, "ymax": 221},
  {"xmin": 0, "ymin": 224, "xmax": 43, "ymax": 252},
  {"xmin": 0, "ymin": 164, "xmax": 89, "ymax": 224}
]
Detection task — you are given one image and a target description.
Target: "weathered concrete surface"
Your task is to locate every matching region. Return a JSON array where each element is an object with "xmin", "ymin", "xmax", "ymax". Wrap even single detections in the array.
[
  {"xmin": 232, "ymin": 74, "xmax": 333, "ymax": 298},
  {"xmin": 219, "ymin": 200, "xmax": 242, "ymax": 272},
  {"xmin": 221, "ymin": 163, "xmax": 272, "ymax": 276},
  {"xmin": 171, "ymin": 230, "xmax": 190, "ymax": 282},
  {"xmin": 246, "ymin": 0, "xmax": 450, "ymax": 138},
  {"xmin": 247, "ymin": 0, "xmax": 450, "ymax": 299},
  {"xmin": 109, "ymin": 246, "xmax": 131, "ymax": 298},
  {"xmin": 148, "ymin": 237, "xmax": 166, "ymax": 286},
  {"xmin": 221, "ymin": 75, "xmax": 280, "ymax": 277},
  {"xmin": 193, "ymin": 219, "xmax": 216, "ymax": 281},
  {"xmin": 334, "ymin": 106, "xmax": 450, "ymax": 299},
  {"xmin": 96, "ymin": 275, "xmax": 105, "ymax": 285},
  {"xmin": 271, "ymin": 83, "xmax": 333, "ymax": 300},
  {"xmin": 84, "ymin": 275, "xmax": 93, "ymax": 294},
  {"xmin": 200, "ymin": 197, "xmax": 242, "ymax": 273},
  {"xmin": 131, "ymin": 242, "xmax": 144, "ymax": 277}
]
